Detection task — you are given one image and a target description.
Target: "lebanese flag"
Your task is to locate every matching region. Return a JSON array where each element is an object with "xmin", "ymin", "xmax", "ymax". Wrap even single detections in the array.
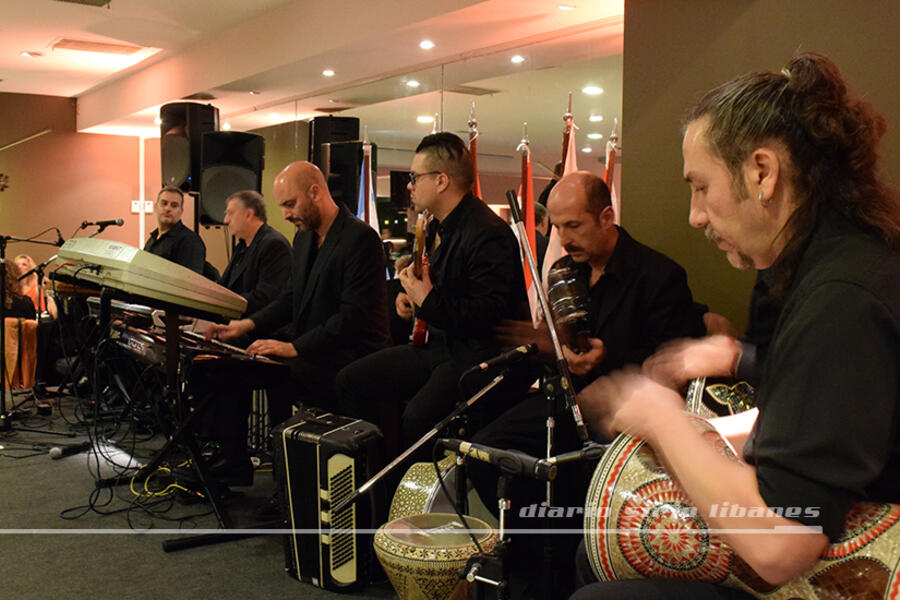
[
  {"xmin": 468, "ymin": 103, "xmax": 483, "ymax": 200},
  {"xmin": 540, "ymin": 111, "xmax": 578, "ymax": 289},
  {"xmin": 519, "ymin": 145, "xmax": 542, "ymax": 324},
  {"xmin": 357, "ymin": 139, "xmax": 379, "ymax": 231},
  {"xmin": 605, "ymin": 118, "xmax": 619, "ymax": 224}
]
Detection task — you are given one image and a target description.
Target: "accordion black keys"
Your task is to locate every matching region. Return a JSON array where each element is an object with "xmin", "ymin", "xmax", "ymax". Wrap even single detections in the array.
[{"xmin": 272, "ymin": 408, "xmax": 382, "ymax": 592}]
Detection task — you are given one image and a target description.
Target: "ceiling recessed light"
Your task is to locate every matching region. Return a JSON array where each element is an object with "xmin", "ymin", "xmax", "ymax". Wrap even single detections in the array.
[
  {"xmin": 558, "ymin": 3, "xmax": 576, "ymax": 10},
  {"xmin": 589, "ymin": 114, "xmax": 604, "ymax": 122},
  {"xmin": 582, "ymin": 86, "xmax": 604, "ymax": 95},
  {"xmin": 581, "ymin": 146, "xmax": 592, "ymax": 153},
  {"xmin": 249, "ymin": 90, "xmax": 260, "ymax": 95},
  {"xmin": 322, "ymin": 69, "xmax": 335, "ymax": 77},
  {"xmin": 222, "ymin": 122, "xmax": 232, "ymax": 131},
  {"xmin": 20, "ymin": 51, "xmax": 43, "ymax": 58},
  {"xmin": 416, "ymin": 115, "xmax": 435, "ymax": 124},
  {"xmin": 587, "ymin": 133, "xmax": 603, "ymax": 140},
  {"xmin": 406, "ymin": 80, "xmax": 421, "ymax": 88},
  {"xmin": 510, "ymin": 55, "xmax": 525, "ymax": 64},
  {"xmin": 419, "ymin": 40, "xmax": 435, "ymax": 50}
]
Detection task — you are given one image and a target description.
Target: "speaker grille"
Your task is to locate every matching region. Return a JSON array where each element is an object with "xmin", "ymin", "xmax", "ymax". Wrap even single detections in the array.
[
  {"xmin": 200, "ymin": 166, "xmax": 257, "ymax": 225},
  {"xmin": 161, "ymin": 135, "xmax": 190, "ymax": 188}
]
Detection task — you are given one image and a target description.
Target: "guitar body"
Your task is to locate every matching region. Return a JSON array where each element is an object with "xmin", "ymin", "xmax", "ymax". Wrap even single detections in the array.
[
  {"xmin": 410, "ymin": 212, "xmax": 431, "ymax": 347},
  {"xmin": 584, "ymin": 412, "xmax": 900, "ymax": 599}
]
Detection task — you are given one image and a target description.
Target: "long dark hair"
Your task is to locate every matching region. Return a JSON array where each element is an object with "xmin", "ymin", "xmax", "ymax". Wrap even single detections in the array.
[
  {"xmin": 3, "ymin": 259, "xmax": 24, "ymax": 310},
  {"xmin": 685, "ymin": 53, "xmax": 899, "ymax": 295}
]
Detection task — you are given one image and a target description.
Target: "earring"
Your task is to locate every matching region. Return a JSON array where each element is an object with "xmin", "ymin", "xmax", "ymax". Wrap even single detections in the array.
[{"xmin": 758, "ymin": 190, "xmax": 769, "ymax": 207}]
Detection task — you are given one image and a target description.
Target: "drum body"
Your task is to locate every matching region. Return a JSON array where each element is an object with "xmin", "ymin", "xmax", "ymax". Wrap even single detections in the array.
[
  {"xmin": 390, "ymin": 455, "xmax": 458, "ymax": 521},
  {"xmin": 374, "ymin": 512, "xmax": 498, "ymax": 600},
  {"xmin": 584, "ymin": 414, "xmax": 900, "ymax": 599}
]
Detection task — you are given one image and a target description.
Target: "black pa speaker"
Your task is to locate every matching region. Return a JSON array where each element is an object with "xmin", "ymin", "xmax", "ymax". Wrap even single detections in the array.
[
  {"xmin": 199, "ymin": 131, "xmax": 265, "ymax": 226},
  {"xmin": 160, "ymin": 103, "xmax": 219, "ymax": 192},
  {"xmin": 309, "ymin": 116, "xmax": 359, "ymax": 170},
  {"xmin": 323, "ymin": 141, "xmax": 377, "ymax": 216}
]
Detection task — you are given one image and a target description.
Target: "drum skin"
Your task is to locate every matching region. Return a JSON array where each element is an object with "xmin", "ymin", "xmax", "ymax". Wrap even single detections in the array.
[
  {"xmin": 374, "ymin": 513, "xmax": 498, "ymax": 600},
  {"xmin": 584, "ymin": 414, "xmax": 900, "ymax": 599}
]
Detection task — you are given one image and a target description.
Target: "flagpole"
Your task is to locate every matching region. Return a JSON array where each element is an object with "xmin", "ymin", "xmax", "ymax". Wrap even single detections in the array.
[
  {"xmin": 363, "ymin": 126, "xmax": 371, "ymax": 226},
  {"xmin": 468, "ymin": 101, "xmax": 482, "ymax": 200}
]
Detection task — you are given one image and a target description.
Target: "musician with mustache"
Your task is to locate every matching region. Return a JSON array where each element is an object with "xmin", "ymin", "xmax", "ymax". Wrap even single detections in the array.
[
  {"xmin": 471, "ymin": 170, "xmax": 704, "ymax": 598},
  {"xmin": 571, "ymin": 53, "xmax": 900, "ymax": 599}
]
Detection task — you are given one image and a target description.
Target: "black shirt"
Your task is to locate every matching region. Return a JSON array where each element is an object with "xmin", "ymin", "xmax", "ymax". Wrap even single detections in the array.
[
  {"xmin": 417, "ymin": 193, "xmax": 528, "ymax": 367},
  {"xmin": 5, "ymin": 295, "xmax": 36, "ymax": 319},
  {"xmin": 745, "ymin": 210, "xmax": 900, "ymax": 540},
  {"xmin": 552, "ymin": 227, "xmax": 704, "ymax": 390},
  {"xmin": 144, "ymin": 221, "xmax": 206, "ymax": 274}
]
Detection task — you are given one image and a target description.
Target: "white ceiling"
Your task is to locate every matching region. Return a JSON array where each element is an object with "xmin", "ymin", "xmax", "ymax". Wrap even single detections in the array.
[{"xmin": 0, "ymin": 0, "xmax": 624, "ymax": 173}]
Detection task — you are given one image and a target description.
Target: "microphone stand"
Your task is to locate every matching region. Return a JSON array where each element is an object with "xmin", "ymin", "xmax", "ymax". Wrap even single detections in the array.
[
  {"xmin": 505, "ymin": 190, "xmax": 604, "ymax": 600},
  {"xmin": 0, "ymin": 232, "xmax": 69, "ymax": 436},
  {"xmin": 332, "ymin": 370, "xmax": 507, "ymax": 515}
]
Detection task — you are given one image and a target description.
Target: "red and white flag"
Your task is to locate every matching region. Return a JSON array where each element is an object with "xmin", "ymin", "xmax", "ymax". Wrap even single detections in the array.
[
  {"xmin": 515, "ymin": 131, "xmax": 541, "ymax": 324},
  {"xmin": 540, "ymin": 95, "xmax": 579, "ymax": 290},
  {"xmin": 357, "ymin": 130, "xmax": 379, "ymax": 231},
  {"xmin": 468, "ymin": 102, "xmax": 483, "ymax": 201},
  {"xmin": 605, "ymin": 118, "xmax": 619, "ymax": 224}
]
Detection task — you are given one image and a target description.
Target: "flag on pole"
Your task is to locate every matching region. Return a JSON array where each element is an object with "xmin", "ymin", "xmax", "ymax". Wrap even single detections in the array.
[
  {"xmin": 541, "ymin": 94, "xmax": 578, "ymax": 289},
  {"xmin": 468, "ymin": 102, "xmax": 483, "ymax": 201},
  {"xmin": 357, "ymin": 129, "xmax": 379, "ymax": 232},
  {"xmin": 515, "ymin": 126, "xmax": 541, "ymax": 323},
  {"xmin": 605, "ymin": 118, "xmax": 620, "ymax": 224}
]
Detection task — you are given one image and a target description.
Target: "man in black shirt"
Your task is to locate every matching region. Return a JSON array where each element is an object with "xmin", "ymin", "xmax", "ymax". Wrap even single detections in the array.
[
  {"xmin": 572, "ymin": 53, "xmax": 900, "ymax": 599},
  {"xmin": 218, "ymin": 190, "xmax": 291, "ymax": 317},
  {"xmin": 203, "ymin": 162, "xmax": 390, "ymax": 484},
  {"xmin": 143, "ymin": 186, "xmax": 206, "ymax": 274},
  {"xmin": 335, "ymin": 132, "xmax": 528, "ymax": 455}
]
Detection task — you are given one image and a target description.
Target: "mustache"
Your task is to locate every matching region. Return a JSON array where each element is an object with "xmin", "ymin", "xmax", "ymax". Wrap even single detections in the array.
[
  {"xmin": 563, "ymin": 244, "xmax": 584, "ymax": 254},
  {"xmin": 704, "ymin": 226, "xmax": 722, "ymax": 245}
]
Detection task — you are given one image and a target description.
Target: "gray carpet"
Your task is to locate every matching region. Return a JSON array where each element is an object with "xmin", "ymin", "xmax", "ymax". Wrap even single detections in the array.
[{"xmin": 0, "ymin": 391, "xmax": 396, "ymax": 600}]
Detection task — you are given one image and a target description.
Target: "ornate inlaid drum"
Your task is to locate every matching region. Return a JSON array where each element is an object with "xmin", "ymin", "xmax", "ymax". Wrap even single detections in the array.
[
  {"xmin": 374, "ymin": 512, "xmax": 498, "ymax": 600},
  {"xmin": 584, "ymin": 414, "xmax": 900, "ymax": 599},
  {"xmin": 390, "ymin": 455, "xmax": 459, "ymax": 521}
]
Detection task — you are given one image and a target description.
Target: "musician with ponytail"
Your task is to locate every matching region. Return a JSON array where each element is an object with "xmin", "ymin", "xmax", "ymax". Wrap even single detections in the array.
[{"xmin": 572, "ymin": 53, "xmax": 900, "ymax": 599}]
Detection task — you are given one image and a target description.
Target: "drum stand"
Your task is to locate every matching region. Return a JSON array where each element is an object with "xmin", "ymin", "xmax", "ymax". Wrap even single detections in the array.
[{"xmin": 463, "ymin": 474, "xmax": 514, "ymax": 599}]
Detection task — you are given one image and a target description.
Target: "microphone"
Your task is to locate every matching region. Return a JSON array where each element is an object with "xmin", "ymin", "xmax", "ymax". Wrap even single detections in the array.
[
  {"xmin": 547, "ymin": 442, "xmax": 609, "ymax": 465},
  {"xmin": 437, "ymin": 438, "xmax": 556, "ymax": 481},
  {"xmin": 81, "ymin": 218, "xmax": 124, "ymax": 232},
  {"xmin": 474, "ymin": 343, "xmax": 537, "ymax": 372},
  {"xmin": 49, "ymin": 441, "xmax": 93, "ymax": 460}
]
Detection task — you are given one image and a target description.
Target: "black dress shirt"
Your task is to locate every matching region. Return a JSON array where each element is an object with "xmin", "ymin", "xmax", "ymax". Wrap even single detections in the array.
[
  {"xmin": 144, "ymin": 221, "xmax": 206, "ymax": 274},
  {"xmin": 218, "ymin": 223, "xmax": 291, "ymax": 316}
]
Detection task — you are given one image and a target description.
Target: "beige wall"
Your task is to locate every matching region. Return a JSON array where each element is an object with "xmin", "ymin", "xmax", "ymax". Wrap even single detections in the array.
[{"xmin": 623, "ymin": 0, "xmax": 900, "ymax": 333}]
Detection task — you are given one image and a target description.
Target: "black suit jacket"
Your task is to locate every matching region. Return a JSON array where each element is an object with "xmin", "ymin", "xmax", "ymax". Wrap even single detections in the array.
[
  {"xmin": 250, "ymin": 205, "xmax": 390, "ymax": 369},
  {"xmin": 218, "ymin": 223, "xmax": 292, "ymax": 316},
  {"xmin": 554, "ymin": 227, "xmax": 705, "ymax": 390}
]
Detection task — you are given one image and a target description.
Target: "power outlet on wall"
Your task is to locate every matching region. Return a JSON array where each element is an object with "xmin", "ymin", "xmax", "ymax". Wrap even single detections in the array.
[{"xmin": 131, "ymin": 200, "xmax": 141, "ymax": 214}]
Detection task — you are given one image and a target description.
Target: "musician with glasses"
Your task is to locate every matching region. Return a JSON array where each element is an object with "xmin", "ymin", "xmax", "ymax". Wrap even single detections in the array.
[
  {"xmin": 144, "ymin": 186, "xmax": 206, "ymax": 275},
  {"xmin": 335, "ymin": 132, "xmax": 529, "ymax": 458},
  {"xmin": 571, "ymin": 53, "xmax": 900, "ymax": 599}
]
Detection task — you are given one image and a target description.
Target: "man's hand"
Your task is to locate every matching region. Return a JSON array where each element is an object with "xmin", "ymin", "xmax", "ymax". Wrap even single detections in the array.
[
  {"xmin": 642, "ymin": 335, "xmax": 742, "ymax": 390},
  {"xmin": 562, "ymin": 338, "xmax": 606, "ymax": 375},
  {"xmin": 394, "ymin": 254, "xmax": 412, "ymax": 272},
  {"xmin": 205, "ymin": 318, "xmax": 255, "ymax": 341},
  {"xmin": 397, "ymin": 263, "xmax": 433, "ymax": 307},
  {"xmin": 494, "ymin": 319, "xmax": 553, "ymax": 359},
  {"xmin": 246, "ymin": 339, "xmax": 297, "ymax": 358},
  {"xmin": 577, "ymin": 367, "xmax": 683, "ymax": 441},
  {"xmin": 395, "ymin": 292, "xmax": 414, "ymax": 320}
]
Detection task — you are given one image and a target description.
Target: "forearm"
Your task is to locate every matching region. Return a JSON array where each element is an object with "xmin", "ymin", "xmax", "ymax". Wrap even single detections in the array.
[{"xmin": 647, "ymin": 411, "xmax": 827, "ymax": 583}]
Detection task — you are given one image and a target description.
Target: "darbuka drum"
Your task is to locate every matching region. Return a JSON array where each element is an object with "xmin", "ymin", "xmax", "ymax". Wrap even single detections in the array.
[
  {"xmin": 584, "ymin": 414, "xmax": 900, "ymax": 599},
  {"xmin": 374, "ymin": 513, "xmax": 498, "ymax": 600},
  {"xmin": 390, "ymin": 455, "xmax": 459, "ymax": 521}
]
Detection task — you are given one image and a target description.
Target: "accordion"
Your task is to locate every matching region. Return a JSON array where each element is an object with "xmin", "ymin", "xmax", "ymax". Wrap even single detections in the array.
[{"xmin": 272, "ymin": 408, "xmax": 382, "ymax": 592}]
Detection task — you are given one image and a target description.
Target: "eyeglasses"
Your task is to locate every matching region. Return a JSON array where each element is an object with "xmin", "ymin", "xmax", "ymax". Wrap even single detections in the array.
[{"xmin": 408, "ymin": 171, "xmax": 441, "ymax": 185}]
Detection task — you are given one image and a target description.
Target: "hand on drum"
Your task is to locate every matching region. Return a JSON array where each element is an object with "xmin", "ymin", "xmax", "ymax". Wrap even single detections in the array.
[
  {"xmin": 562, "ymin": 338, "xmax": 606, "ymax": 375},
  {"xmin": 246, "ymin": 338, "xmax": 297, "ymax": 358},
  {"xmin": 493, "ymin": 319, "xmax": 553, "ymax": 359},
  {"xmin": 577, "ymin": 367, "xmax": 684, "ymax": 442},
  {"xmin": 641, "ymin": 334, "xmax": 741, "ymax": 390},
  {"xmin": 395, "ymin": 292, "xmax": 414, "ymax": 320}
]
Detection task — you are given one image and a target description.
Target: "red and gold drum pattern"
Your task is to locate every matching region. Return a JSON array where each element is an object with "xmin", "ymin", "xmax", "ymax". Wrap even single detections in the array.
[{"xmin": 584, "ymin": 414, "xmax": 900, "ymax": 599}]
